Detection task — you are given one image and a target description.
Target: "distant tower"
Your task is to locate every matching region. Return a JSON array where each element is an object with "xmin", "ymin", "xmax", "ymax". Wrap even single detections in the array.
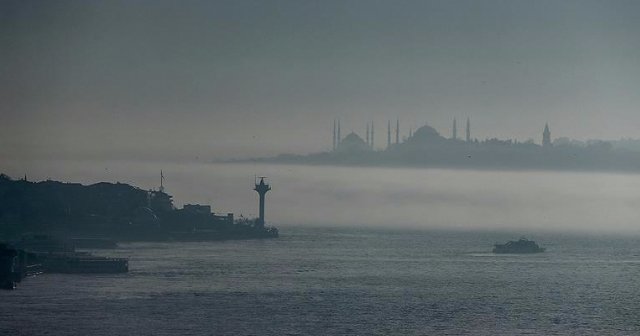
[
  {"xmin": 254, "ymin": 177, "xmax": 271, "ymax": 227},
  {"xmin": 159, "ymin": 170, "xmax": 165, "ymax": 193},
  {"xmin": 369, "ymin": 121, "xmax": 373, "ymax": 149},
  {"xmin": 337, "ymin": 119, "xmax": 341, "ymax": 145},
  {"xmin": 395, "ymin": 119, "xmax": 400, "ymax": 144},
  {"xmin": 543, "ymin": 123, "xmax": 551, "ymax": 147},
  {"xmin": 332, "ymin": 119, "xmax": 337, "ymax": 151},
  {"xmin": 452, "ymin": 118, "xmax": 457, "ymax": 140},
  {"xmin": 366, "ymin": 123, "xmax": 370, "ymax": 147},
  {"xmin": 387, "ymin": 120, "xmax": 391, "ymax": 148},
  {"xmin": 466, "ymin": 117, "xmax": 471, "ymax": 142}
]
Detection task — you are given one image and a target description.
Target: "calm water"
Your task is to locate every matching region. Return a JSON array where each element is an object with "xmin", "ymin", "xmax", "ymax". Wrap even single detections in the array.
[{"xmin": 2, "ymin": 227, "xmax": 639, "ymax": 335}]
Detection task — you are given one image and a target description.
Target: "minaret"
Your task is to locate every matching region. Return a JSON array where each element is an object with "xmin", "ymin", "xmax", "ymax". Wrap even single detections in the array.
[
  {"xmin": 466, "ymin": 117, "xmax": 471, "ymax": 142},
  {"xmin": 543, "ymin": 123, "xmax": 551, "ymax": 147},
  {"xmin": 366, "ymin": 123, "xmax": 370, "ymax": 147},
  {"xmin": 159, "ymin": 170, "xmax": 165, "ymax": 193},
  {"xmin": 332, "ymin": 119, "xmax": 337, "ymax": 151},
  {"xmin": 254, "ymin": 177, "xmax": 271, "ymax": 227},
  {"xmin": 395, "ymin": 119, "xmax": 400, "ymax": 144},
  {"xmin": 452, "ymin": 118, "xmax": 457, "ymax": 140},
  {"xmin": 387, "ymin": 120, "xmax": 391, "ymax": 148},
  {"xmin": 337, "ymin": 119, "xmax": 341, "ymax": 145},
  {"xmin": 369, "ymin": 121, "xmax": 373, "ymax": 149}
]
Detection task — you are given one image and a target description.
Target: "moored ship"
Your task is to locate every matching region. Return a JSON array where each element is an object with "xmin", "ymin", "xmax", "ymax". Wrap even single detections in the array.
[
  {"xmin": 39, "ymin": 253, "xmax": 128, "ymax": 273},
  {"xmin": 16, "ymin": 235, "xmax": 128, "ymax": 274},
  {"xmin": 493, "ymin": 238, "xmax": 545, "ymax": 254}
]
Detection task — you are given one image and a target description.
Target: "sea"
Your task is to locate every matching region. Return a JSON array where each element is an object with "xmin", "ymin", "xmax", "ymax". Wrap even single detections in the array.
[
  {"xmin": 1, "ymin": 161, "xmax": 640, "ymax": 335},
  {"xmin": 1, "ymin": 227, "xmax": 640, "ymax": 335}
]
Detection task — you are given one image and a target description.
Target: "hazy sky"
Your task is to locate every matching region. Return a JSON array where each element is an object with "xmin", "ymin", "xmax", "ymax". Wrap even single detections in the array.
[{"xmin": 2, "ymin": 0, "xmax": 640, "ymax": 161}]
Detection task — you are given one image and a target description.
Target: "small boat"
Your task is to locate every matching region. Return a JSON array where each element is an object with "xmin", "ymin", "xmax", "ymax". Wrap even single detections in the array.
[{"xmin": 493, "ymin": 237, "xmax": 545, "ymax": 254}]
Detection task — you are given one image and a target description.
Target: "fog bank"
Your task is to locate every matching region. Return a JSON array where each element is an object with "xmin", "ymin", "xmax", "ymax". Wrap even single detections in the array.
[{"xmin": 3, "ymin": 160, "xmax": 639, "ymax": 235}]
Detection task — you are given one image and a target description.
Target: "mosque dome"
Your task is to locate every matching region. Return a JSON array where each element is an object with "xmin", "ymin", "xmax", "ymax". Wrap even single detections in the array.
[
  {"xmin": 409, "ymin": 125, "xmax": 446, "ymax": 144},
  {"xmin": 336, "ymin": 132, "xmax": 371, "ymax": 152}
]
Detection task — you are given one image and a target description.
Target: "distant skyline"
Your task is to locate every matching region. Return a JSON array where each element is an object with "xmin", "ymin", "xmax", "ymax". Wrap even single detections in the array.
[{"xmin": 2, "ymin": 0, "xmax": 640, "ymax": 162}]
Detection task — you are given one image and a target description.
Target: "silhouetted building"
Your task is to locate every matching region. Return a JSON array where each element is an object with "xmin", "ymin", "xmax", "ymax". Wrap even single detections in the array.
[
  {"xmin": 183, "ymin": 204, "xmax": 211, "ymax": 215},
  {"xmin": 269, "ymin": 117, "xmax": 640, "ymax": 173},
  {"xmin": 401, "ymin": 125, "xmax": 450, "ymax": 151},
  {"xmin": 543, "ymin": 123, "xmax": 551, "ymax": 147},
  {"xmin": 404, "ymin": 124, "xmax": 447, "ymax": 148},
  {"xmin": 149, "ymin": 190, "xmax": 174, "ymax": 213},
  {"xmin": 336, "ymin": 132, "xmax": 371, "ymax": 153}
]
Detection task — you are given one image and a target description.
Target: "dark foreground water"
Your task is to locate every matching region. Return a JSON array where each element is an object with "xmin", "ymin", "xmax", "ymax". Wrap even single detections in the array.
[{"xmin": 2, "ymin": 227, "xmax": 639, "ymax": 335}]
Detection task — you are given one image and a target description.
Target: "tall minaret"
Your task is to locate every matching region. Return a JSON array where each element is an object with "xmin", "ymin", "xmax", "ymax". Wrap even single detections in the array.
[
  {"xmin": 452, "ymin": 118, "xmax": 457, "ymax": 140},
  {"xmin": 387, "ymin": 120, "xmax": 391, "ymax": 148},
  {"xmin": 332, "ymin": 119, "xmax": 337, "ymax": 151},
  {"xmin": 395, "ymin": 119, "xmax": 400, "ymax": 144},
  {"xmin": 254, "ymin": 177, "xmax": 271, "ymax": 228},
  {"xmin": 466, "ymin": 117, "xmax": 471, "ymax": 142},
  {"xmin": 366, "ymin": 123, "xmax": 370, "ymax": 147},
  {"xmin": 370, "ymin": 121, "xmax": 374, "ymax": 149},
  {"xmin": 337, "ymin": 119, "xmax": 341, "ymax": 145},
  {"xmin": 543, "ymin": 123, "xmax": 551, "ymax": 147},
  {"xmin": 159, "ymin": 170, "xmax": 165, "ymax": 193}
]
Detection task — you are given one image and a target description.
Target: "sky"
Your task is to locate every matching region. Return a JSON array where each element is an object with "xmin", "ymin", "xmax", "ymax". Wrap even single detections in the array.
[{"xmin": 2, "ymin": 0, "xmax": 640, "ymax": 162}]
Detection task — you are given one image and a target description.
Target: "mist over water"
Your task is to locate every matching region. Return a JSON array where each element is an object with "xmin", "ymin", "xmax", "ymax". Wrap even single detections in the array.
[
  {"xmin": 4, "ymin": 160, "xmax": 640, "ymax": 235},
  {"xmin": 4, "ymin": 1, "xmax": 640, "ymax": 334}
]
